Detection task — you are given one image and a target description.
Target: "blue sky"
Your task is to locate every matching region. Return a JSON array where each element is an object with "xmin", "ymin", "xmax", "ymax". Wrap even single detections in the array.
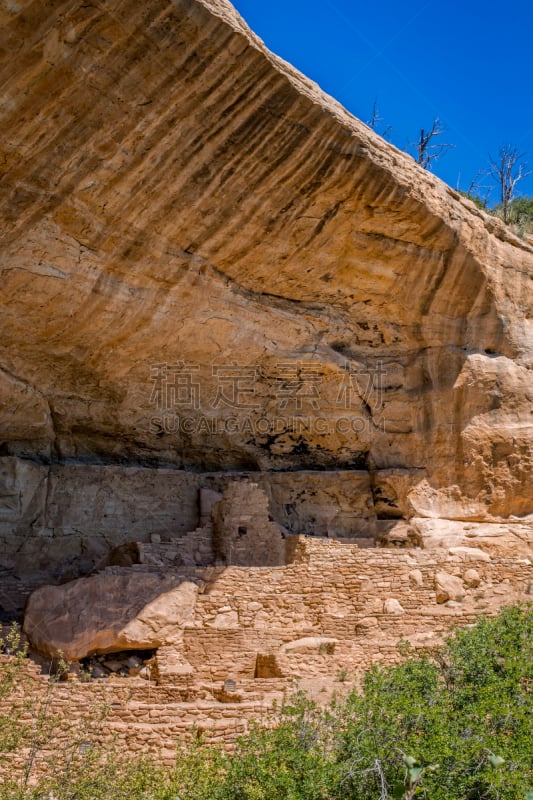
[{"xmin": 232, "ymin": 0, "xmax": 533, "ymax": 204}]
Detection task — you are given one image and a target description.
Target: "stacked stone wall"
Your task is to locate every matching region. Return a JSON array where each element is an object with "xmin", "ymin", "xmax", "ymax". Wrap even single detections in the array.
[{"xmin": 2, "ymin": 535, "xmax": 531, "ymax": 772}]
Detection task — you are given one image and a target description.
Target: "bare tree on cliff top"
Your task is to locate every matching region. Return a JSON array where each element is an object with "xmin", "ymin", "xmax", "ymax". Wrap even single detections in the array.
[
  {"xmin": 488, "ymin": 145, "xmax": 532, "ymax": 223},
  {"xmin": 367, "ymin": 99, "xmax": 393, "ymax": 140},
  {"xmin": 414, "ymin": 118, "xmax": 454, "ymax": 170}
]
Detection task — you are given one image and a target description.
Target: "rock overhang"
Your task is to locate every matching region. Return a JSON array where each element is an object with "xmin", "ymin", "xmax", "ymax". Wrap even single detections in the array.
[{"xmin": 0, "ymin": 0, "xmax": 532, "ymax": 524}]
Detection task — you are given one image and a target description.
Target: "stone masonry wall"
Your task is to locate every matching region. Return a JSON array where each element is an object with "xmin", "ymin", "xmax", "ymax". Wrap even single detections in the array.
[
  {"xmin": 4, "ymin": 536, "xmax": 531, "ymax": 774},
  {"xmin": 0, "ymin": 459, "xmax": 379, "ymax": 615},
  {"xmin": 212, "ymin": 482, "xmax": 285, "ymax": 566},
  {"xmin": 0, "ymin": 458, "xmax": 374, "ymax": 571}
]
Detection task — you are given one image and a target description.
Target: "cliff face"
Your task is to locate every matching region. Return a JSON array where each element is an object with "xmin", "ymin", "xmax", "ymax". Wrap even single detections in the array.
[{"xmin": 0, "ymin": 0, "xmax": 532, "ymax": 571}]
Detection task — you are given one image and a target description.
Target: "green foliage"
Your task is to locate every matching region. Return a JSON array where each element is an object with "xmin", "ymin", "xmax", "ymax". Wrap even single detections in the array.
[
  {"xmin": 2, "ymin": 753, "xmax": 167, "ymax": 800},
  {"xmin": 219, "ymin": 696, "xmax": 340, "ymax": 800},
  {"xmin": 460, "ymin": 184, "xmax": 533, "ymax": 236},
  {"xmin": 336, "ymin": 667, "xmax": 348, "ymax": 682},
  {"xmin": 460, "ymin": 190, "xmax": 488, "ymax": 210},
  {"xmin": 507, "ymin": 196, "xmax": 533, "ymax": 221},
  {"xmin": 507, "ymin": 196, "xmax": 533, "ymax": 235},
  {"xmin": 335, "ymin": 604, "xmax": 532, "ymax": 799},
  {"xmin": 170, "ymin": 737, "xmax": 229, "ymax": 800},
  {"xmin": 492, "ymin": 195, "xmax": 533, "ymax": 235},
  {"xmin": 0, "ymin": 625, "xmax": 29, "ymax": 754},
  {"xmin": 0, "ymin": 606, "xmax": 532, "ymax": 799}
]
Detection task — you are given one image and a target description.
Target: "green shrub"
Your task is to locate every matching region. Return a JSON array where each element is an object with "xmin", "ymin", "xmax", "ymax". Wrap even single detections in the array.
[{"xmin": 336, "ymin": 604, "xmax": 532, "ymax": 799}]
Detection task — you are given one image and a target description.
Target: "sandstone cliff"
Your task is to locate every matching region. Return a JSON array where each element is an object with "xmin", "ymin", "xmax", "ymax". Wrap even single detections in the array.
[{"xmin": 1, "ymin": 0, "xmax": 533, "ymax": 587}]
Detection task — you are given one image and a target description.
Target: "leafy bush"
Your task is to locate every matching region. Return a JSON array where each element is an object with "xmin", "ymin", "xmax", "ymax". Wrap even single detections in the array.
[
  {"xmin": 491, "ymin": 195, "xmax": 533, "ymax": 235},
  {"xmin": 336, "ymin": 604, "xmax": 532, "ymax": 799}
]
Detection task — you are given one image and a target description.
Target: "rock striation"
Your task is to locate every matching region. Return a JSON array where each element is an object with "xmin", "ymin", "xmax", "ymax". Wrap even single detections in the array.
[{"xmin": 0, "ymin": 0, "xmax": 532, "ymax": 565}]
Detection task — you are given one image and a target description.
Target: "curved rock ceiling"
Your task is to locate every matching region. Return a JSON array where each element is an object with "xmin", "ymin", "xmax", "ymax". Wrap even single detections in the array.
[{"xmin": 0, "ymin": 0, "xmax": 532, "ymax": 521}]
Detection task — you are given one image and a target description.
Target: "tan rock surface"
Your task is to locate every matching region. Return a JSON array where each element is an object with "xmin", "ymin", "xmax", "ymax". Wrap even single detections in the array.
[
  {"xmin": 0, "ymin": 463, "xmax": 378, "ymax": 596},
  {"xmin": 383, "ymin": 598, "xmax": 405, "ymax": 614},
  {"xmin": 281, "ymin": 637, "xmax": 338, "ymax": 654},
  {"xmin": 463, "ymin": 568, "xmax": 481, "ymax": 588},
  {"xmin": 435, "ymin": 571, "xmax": 464, "ymax": 604},
  {"xmin": 23, "ymin": 572, "xmax": 200, "ymax": 660},
  {"xmin": 0, "ymin": 0, "xmax": 531, "ymax": 560}
]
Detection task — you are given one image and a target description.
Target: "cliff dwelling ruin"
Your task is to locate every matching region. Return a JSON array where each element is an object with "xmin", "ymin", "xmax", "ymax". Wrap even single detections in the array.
[{"xmin": 0, "ymin": 0, "xmax": 531, "ymax": 758}]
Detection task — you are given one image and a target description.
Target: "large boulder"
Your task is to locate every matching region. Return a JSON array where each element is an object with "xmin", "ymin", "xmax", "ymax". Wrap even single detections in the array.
[
  {"xmin": 23, "ymin": 572, "xmax": 200, "ymax": 660},
  {"xmin": 435, "ymin": 571, "xmax": 464, "ymax": 604}
]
